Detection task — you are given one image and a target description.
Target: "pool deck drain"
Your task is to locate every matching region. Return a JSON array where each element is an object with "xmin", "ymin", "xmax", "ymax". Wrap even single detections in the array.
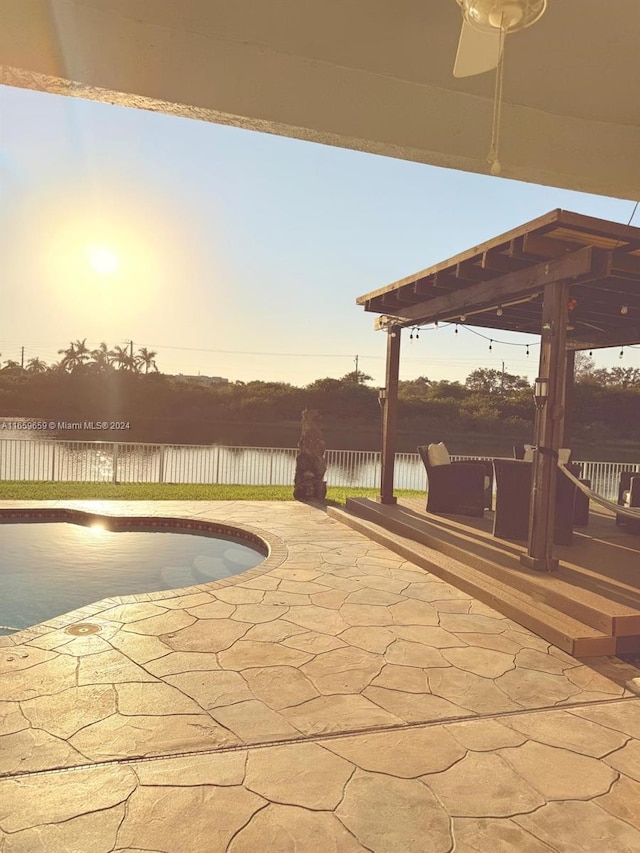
[
  {"xmin": 65, "ymin": 623, "xmax": 102, "ymax": 636},
  {"xmin": 0, "ymin": 499, "xmax": 639, "ymax": 852}
]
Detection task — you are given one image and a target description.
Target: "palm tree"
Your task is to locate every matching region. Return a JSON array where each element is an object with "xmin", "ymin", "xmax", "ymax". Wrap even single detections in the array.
[
  {"xmin": 111, "ymin": 344, "xmax": 138, "ymax": 372},
  {"xmin": 1, "ymin": 359, "xmax": 22, "ymax": 373},
  {"xmin": 25, "ymin": 357, "xmax": 48, "ymax": 374},
  {"xmin": 90, "ymin": 342, "xmax": 113, "ymax": 372},
  {"xmin": 136, "ymin": 347, "xmax": 158, "ymax": 374},
  {"xmin": 58, "ymin": 339, "xmax": 91, "ymax": 373}
]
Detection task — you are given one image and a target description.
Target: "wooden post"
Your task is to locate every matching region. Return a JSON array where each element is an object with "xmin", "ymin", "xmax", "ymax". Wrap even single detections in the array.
[
  {"xmin": 562, "ymin": 349, "xmax": 576, "ymax": 446},
  {"xmin": 521, "ymin": 282, "xmax": 569, "ymax": 572},
  {"xmin": 378, "ymin": 325, "xmax": 401, "ymax": 505}
]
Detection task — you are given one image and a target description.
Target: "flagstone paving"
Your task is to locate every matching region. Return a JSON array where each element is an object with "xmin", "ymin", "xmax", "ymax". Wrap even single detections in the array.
[{"xmin": 1, "ymin": 499, "xmax": 639, "ymax": 851}]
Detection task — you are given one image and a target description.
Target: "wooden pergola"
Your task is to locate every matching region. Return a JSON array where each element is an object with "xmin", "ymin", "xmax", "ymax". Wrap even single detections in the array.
[{"xmin": 357, "ymin": 209, "xmax": 640, "ymax": 572}]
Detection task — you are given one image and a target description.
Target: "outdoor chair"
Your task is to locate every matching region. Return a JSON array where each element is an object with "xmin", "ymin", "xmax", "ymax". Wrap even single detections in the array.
[
  {"xmin": 511, "ymin": 447, "xmax": 588, "ymax": 525},
  {"xmin": 418, "ymin": 443, "xmax": 491, "ymax": 517},
  {"xmin": 493, "ymin": 458, "xmax": 580, "ymax": 545},
  {"xmin": 513, "ymin": 445, "xmax": 572, "ymax": 464},
  {"xmin": 617, "ymin": 471, "xmax": 640, "ymax": 529},
  {"xmin": 560, "ymin": 465, "xmax": 640, "ymax": 533}
]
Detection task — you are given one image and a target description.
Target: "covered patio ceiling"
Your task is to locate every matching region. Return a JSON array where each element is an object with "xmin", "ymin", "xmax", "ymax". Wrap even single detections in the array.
[
  {"xmin": 358, "ymin": 209, "xmax": 640, "ymax": 351},
  {"xmin": 1, "ymin": 1, "xmax": 639, "ymax": 199}
]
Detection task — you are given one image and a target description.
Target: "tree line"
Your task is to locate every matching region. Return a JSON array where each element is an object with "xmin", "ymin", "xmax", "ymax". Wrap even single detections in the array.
[
  {"xmin": 1, "ymin": 339, "xmax": 158, "ymax": 375},
  {"xmin": 1, "ymin": 345, "xmax": 638, "ymax": 452}
]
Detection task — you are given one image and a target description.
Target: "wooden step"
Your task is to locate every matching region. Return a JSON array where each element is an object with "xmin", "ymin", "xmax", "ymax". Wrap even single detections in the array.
[
  {"xmin": 329, "ymin": 506, "xmax": 617, "ymax": 657},
  {"xmin": 343, "ymin": 498, "xmax": 640, "ymax": 638}
]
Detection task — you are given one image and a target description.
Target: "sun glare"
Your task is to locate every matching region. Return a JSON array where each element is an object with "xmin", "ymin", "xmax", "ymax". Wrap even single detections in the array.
[{"xmin": 86, "ymin": 245, "xmax": 119, "ymax": 276}]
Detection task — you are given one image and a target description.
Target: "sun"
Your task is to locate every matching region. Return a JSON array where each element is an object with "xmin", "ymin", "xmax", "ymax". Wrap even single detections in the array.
[{"xmin": 86, "ymin": 245, "xmax": 119, "ymax": 276}]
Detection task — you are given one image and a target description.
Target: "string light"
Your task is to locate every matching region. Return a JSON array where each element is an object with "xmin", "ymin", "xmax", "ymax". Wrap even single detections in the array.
[
  {"xmin": 455, "ymin": 324, "xmax": 459, "ymax": 334},
  {"xmin": 621, "ymin": 305, "xmax": 628, "ymax": 315},
  {"xmin": 620, "ymin": 347, "xmax": 624, "ymax": 358},
  {"xmin": 526, "ymin": 344, "xmax": 529, "ymax": 357},
  {"xmin": 456, "ymin": 324, "xmax": 539, "ymax": 354}
]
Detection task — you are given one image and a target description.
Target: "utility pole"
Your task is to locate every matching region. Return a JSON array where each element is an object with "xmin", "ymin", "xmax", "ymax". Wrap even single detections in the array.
[
  {"xmin": 20, "ymin": 346, "xmax": 24, "ymax": 369},
  {"xmin": 501, "ymin": 361, "xmax": 505, "ymax": 392},
  {"xmin": 354, "ymin": 354, "xmax": 359, "ymax": 384}
]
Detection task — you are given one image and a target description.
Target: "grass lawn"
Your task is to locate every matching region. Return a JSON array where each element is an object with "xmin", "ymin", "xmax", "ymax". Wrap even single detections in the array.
[{"xmin": 0, "ymin": 481, "xmax": 423, "ymax": 507}]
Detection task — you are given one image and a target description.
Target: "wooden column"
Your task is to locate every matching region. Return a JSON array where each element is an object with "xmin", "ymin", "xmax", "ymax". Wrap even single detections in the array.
[
  {"xmin": 562, "ymin": 349, "xmax": 576, "ymax": 446},
  {"xmin": 378, "ymin": 325, "xmax": 401, "ymax": 505},
  {"xmin": 521, "ymin": 281, "xmax": 569, "ymax": 572},
  {"xmin": 561, "ymin": 349, "xmax": 576, "ymax": 447}
]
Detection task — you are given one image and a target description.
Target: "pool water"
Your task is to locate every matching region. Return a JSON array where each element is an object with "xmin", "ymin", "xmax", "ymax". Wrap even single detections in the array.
[{"xmin": 0, "ymin": 522, "xmax": 265, "ymax": 634}]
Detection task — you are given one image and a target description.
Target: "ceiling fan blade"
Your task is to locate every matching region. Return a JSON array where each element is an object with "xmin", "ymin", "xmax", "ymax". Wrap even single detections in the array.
[{"xmin": 453, "ymin": 20, "xmax": 502, "ymax": 78}]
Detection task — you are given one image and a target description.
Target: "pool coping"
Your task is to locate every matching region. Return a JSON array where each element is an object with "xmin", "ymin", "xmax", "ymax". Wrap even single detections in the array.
[{"xmin": 0, "ymin": 506, "xmax": 288, "ymax": 647}]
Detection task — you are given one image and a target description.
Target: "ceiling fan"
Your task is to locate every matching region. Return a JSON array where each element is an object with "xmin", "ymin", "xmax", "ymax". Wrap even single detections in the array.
[
  {"xmin": 452, "ymin": 1, "xmax": 547, "ymax": 173},
  {"xmin": 453, "ymin": 0, "xmax": 547, "ymax": 78}
]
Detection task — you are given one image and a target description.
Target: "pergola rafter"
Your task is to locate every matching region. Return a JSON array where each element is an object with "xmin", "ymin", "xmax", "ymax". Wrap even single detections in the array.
[{"xmin": 357, "ymin": 209, "xmax": 640, "ymax": 572}]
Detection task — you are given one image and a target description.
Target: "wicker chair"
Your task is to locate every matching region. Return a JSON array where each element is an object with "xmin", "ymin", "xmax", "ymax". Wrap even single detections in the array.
[
  {"xmin": 493, "ymin": 458, "xmax": 580, "ymax": 544},
  {"xmin": 617, "ymin": 471, "xmax": 640, "ymax": 528},
  {"xmin": 512, "ymin": 446, "xmax": 588, "ymax": 526},
  {"xmin": 417, "ymin": 444, "xmax": 491, "ymax": 517}
]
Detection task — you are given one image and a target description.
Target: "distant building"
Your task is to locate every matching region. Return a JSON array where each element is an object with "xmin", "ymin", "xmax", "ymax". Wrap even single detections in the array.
[{"xmin": 171, "ymin": 374, "xmax": 229, "ymax": 385}]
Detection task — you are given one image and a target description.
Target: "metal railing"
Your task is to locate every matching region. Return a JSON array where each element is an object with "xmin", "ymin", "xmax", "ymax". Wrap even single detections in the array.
[{"xmin": 0, "ymin": 438, "xmax": 638, "ymax": 499}]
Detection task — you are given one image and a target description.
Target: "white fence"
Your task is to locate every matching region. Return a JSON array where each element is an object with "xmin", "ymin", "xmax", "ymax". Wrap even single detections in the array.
[{"xmin": 0, "ymin": 439, "xmax": 638, "ymax": 500}]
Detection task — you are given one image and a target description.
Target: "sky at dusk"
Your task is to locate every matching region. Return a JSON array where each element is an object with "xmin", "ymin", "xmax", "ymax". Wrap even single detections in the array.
[{"xmin": 1, "ymin": 84, "xmax": 638, "ymax": 387}]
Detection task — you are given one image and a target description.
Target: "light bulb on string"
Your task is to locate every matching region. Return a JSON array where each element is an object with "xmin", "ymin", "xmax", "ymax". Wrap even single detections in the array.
[
  {"xmin": 455, "ymin": 324, "xmax": 459, "ymax": 334},
  {"xmin": 415, "ymin": 329, "xmax": 420, "ymax": 340},
  {"xmin": 409, "ymin": 330, "xmax": 413, "ymax": 340},
  {"xmin": 489, "ymin": 340, "xmax": 493, "ymax": 351},
  {"xmin": 526, "ymin": 344, "xmax": 529, "ymax": 356},
  {"xmin": 619, "ymin": 347, "xmax": 624, "ymax": 359}
]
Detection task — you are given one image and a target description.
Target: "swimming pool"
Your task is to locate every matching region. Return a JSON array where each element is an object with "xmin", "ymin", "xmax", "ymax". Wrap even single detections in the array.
[{"xmin": 0, "ymin": 513, "xmax": 267, "ymax": 635}]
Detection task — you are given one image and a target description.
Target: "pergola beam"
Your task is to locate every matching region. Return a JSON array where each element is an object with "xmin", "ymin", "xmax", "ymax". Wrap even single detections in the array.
[
  {"xmin": 373, "ymin": 247, "xmax": 600, "ymax": 330},
  {"xmin": 567, "ymin": 331, "xmax": 640, "ymax": 351}
]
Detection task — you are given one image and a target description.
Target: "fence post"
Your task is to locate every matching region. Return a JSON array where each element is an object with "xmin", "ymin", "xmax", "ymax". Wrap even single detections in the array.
[
  {"xmin": 51, "ymin": 444, "xmax": 56, "ymax": 482},
  {"xmin": 158, "ymin": 445, "xmax": 165, "ymax": 484},
  {"xmin": 215, "ymin": 446, "xmax": 221, "ymax": 484},
  {"xmin": 112, "ymin": 443, "xmax": 119, "ymax": 484},
  {"xmin": 269, "ymin": 450, "xmax": 274, "ymax": 486}
]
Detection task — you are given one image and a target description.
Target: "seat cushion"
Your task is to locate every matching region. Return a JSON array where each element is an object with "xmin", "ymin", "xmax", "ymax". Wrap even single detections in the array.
[
  {"xmin": 523, "ymin": 445, "xmax": 535, "ymax": 462},
  {"xmin": 427, "ymin": 442, "xmax": 451, "ymax": 467},
  {"xmin": 558, "ymin": 448, "xmax": 571, "ymax": 465}
]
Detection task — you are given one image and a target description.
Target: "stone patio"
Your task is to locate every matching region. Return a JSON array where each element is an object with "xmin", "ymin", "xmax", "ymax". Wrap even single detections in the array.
[{"xmin": 1, "ymin": 500, "xmax": 639, "ymax": 851}]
